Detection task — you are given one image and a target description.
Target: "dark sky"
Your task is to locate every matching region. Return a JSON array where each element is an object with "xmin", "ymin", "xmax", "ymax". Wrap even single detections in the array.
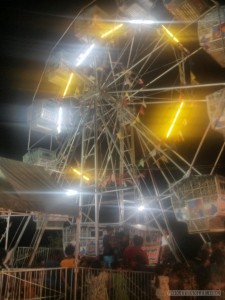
[
  {"xmin": 1, "ymin": 1, "xmax": 225, "ymax": 195},
  {"xmin": 0, "ymin": 0, "xmax": 87, "ymax": 159},
  {"xmin": 0, "ymin": 0, "xmax": 131, "ymax": 158},
  {"xmin": 0, "ymin": 0, "xmax": 225, "ymax": 161}
]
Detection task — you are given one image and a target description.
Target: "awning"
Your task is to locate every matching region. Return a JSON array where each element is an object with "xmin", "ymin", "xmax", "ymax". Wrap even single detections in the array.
[{"xmin": 0, "ymin": 157, "xmax": 78, "ymax": 217}]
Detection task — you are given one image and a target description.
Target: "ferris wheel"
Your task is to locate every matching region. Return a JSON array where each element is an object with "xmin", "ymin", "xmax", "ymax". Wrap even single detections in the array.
[{"xmin": 24, "ymin": 0, "xmax": 225, "ymax": 251}]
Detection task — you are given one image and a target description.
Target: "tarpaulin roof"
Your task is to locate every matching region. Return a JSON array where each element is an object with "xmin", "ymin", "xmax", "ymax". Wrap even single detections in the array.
[{"xmin": 0, "ymin": 157, "xmax": 78, "ymax": 217}]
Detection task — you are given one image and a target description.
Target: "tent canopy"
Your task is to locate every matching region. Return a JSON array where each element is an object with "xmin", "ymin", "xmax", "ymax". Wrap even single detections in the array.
[{"xmin": 0, "ymin": 157, "xmax": 78, "ymax": 217}]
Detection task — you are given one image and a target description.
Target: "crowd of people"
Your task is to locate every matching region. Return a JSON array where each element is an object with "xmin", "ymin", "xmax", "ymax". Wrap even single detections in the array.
[
  {"xmin": 1, "ymin": 228, "xmax": 225, "ymax": 299},
  {"xmin": 101, "ymin": 226, "xmax": 173, "ymax": 271},
  {"xmin": 100, "ymin": 229, "xmax": 225, "ymax": 299},
  {"xmin": 102, "ymin": 226, "xmax": 149, "ymax": 271},
  {"xmin": 155, "ymin": 238, "xmax": 225, "ymax": 300},
  {"xmin": 195, "ymin": 240, "xmax": 225, "ymax": 292}
]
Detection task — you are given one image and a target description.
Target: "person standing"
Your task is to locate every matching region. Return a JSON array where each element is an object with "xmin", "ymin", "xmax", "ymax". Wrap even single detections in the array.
[
  {"xmin": 60, "ymin": 244, "xmax": 78, "ymax": 300},
  {"xmin": 123, "ymin": 235, "xmax": 148, "ymax": 270},
  {"xmin": 103, "ymin": 226, "xmax": 114, "ymax": 268},
  {"xmin": 160, "ymin": 229, "xmax": 171, "ymax": 264}
]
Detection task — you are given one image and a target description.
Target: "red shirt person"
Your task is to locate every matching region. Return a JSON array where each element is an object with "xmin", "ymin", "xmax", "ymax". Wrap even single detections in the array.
[{"xmin": 123, "ymin": 235, "xmax": 148, "ymax": 270}]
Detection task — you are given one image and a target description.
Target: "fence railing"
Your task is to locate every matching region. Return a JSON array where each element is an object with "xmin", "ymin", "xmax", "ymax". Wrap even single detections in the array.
[
  {"xmin": 13, "ymin": 247, "xmax": 65, "ymax": 268},
  {"xmin": 0, "ymin": 267, "xmax": 155, "ymax": 300},
  {"xmin": 13, "ymin": 247, "xmax": 50, "ymax": 267}
]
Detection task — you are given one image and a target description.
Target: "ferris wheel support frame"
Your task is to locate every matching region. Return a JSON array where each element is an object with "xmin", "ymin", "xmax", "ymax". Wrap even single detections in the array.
[{"xmin": 21, "ymin": 0, "xmax": 225, "ymax": 260}]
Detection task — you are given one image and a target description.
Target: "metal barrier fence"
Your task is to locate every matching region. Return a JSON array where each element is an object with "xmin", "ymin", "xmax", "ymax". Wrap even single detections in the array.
[
  {"xmin": 13, "ymin": 247, "xmax": 50, "ymax": 267},
  {"xmin": 13, "ymin": 247, "xmax": 64, "ymax": 268},
  {"xmin": 0, "ymin": 267, "xmax": 155, "ymax": 299}
]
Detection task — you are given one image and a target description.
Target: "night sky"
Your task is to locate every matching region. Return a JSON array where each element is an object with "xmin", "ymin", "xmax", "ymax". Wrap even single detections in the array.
[
  {"xmin": 1, "ymin": 0, "xmax": 225, "ymax": 256},
  {"xmin": 1, "ymin": 0, "xmax": 225, "ymax": 160}
]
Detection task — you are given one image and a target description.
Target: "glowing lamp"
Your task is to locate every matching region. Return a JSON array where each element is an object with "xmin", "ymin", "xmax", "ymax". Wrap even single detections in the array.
[
  {"xmin": 72, "ymin": 168, "xmax": 90, "ymax": 181},
  {"xmin": 100, "ymin": 24, "xmax": 124, "ymax": 39},
  {"xmin": 166, "ymin": 102, "xmax": 184, "ymax": 139},
  {"xmin": 138, "ymin": 205, "xmax": 145, "ymax": 211},
  {"xmin": 75, "ymin": 44, "xmax": 95, "ymax": 67}
]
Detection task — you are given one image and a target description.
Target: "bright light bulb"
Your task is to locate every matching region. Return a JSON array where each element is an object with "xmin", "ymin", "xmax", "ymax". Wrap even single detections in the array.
[
  {"xmin": 128, "ymin": 20, "xmax": 154, "ymax": 25},
  {"xmin": 101, "ymin": 24, "xmax": 123, "ymax": 38},
  {"xmin": 66, "ymin": 189, "xmax": 78, "ymax": 196},
  {"xmin": 63, "ymin": 73, "xmax": 74, "ymax": 97},
  {"xmin": 57, "ymin": 106, "xmax": 63, "ymax": 134},
  {"xmin": 162, "ymin": 25, "xmax": 179, "ymax": 44},
  {"xmin": 166, "ymin": 102, "xmax": 184, "ymax": 139},
  {"xmin": 76, "ymin": 44, "xmax": 95, "ymax": 67},
  {"xmin": 72, "ymin": 168, "xmax": 90, "ymax": 181},
  {"xmin": 138, "ymin": 205, "xmax": 144, "ymax": 211}
]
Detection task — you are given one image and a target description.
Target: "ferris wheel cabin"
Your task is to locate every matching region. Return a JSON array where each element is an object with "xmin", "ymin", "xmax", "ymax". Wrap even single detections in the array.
[{"xmin": 171, "ymin": 174, "xmax": 225, "ymax": 233}]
